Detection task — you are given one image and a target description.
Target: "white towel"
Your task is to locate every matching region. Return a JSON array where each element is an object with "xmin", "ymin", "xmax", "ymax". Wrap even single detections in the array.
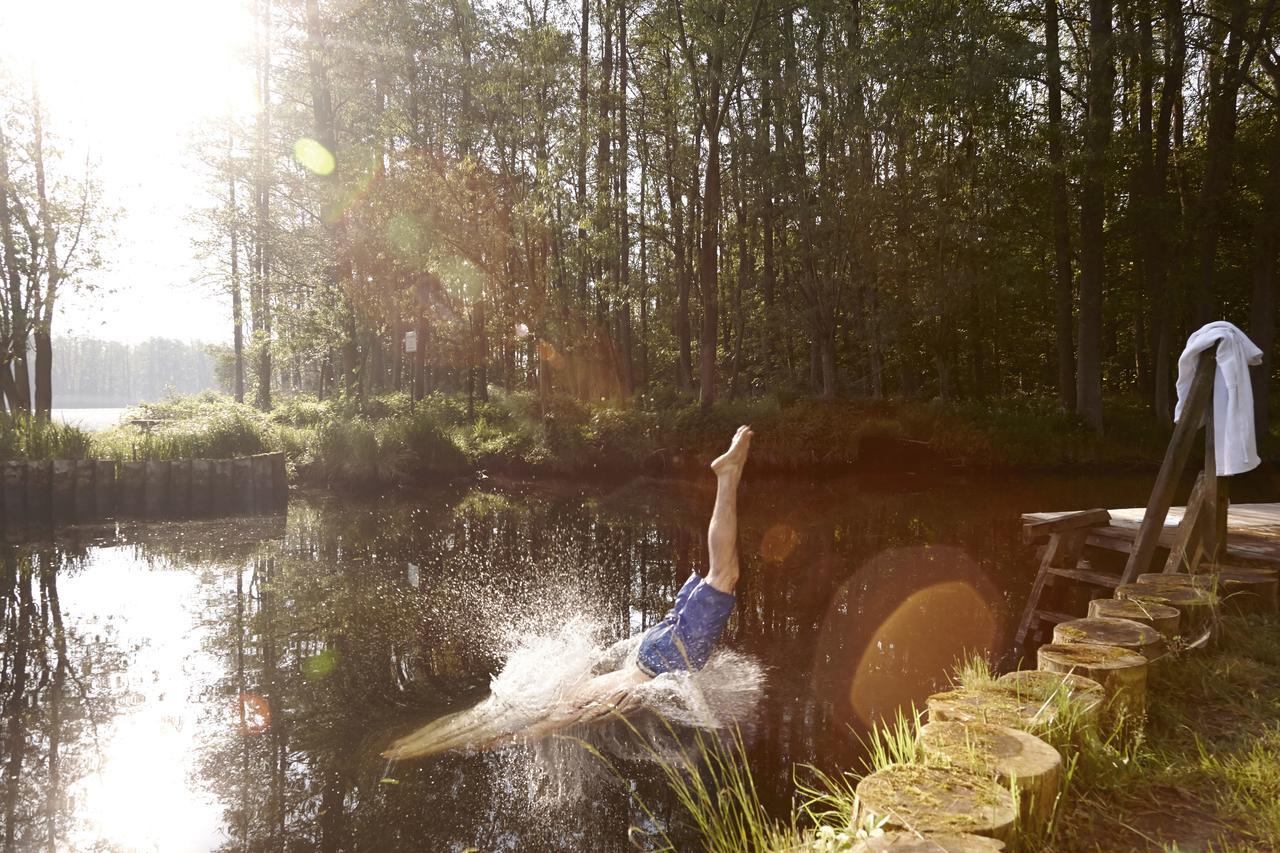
[{"xmin": 1174, "ymin": 321, "xmax": 1263, "ymax": 476}]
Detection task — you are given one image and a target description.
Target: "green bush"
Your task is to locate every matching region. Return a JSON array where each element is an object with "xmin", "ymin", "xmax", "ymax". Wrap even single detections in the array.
[{"xmin": 0, "ymin": 414, "xmax": 94, "ymax": 461}]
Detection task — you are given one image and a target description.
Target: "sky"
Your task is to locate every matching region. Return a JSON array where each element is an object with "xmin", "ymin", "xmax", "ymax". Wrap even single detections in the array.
[{"xmin": 0, "ymin": 0, "xmax": 257, "ymax": 345}]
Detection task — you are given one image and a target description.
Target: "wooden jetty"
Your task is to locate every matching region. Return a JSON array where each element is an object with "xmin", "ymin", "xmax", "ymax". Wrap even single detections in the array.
[
  {"xmin": 1016, "ymin": 345, "xmax": 1280, "ymax": 651},
  {"xmin": 0, "ymin": 451, "xmax": 287, "ymax": 530}
]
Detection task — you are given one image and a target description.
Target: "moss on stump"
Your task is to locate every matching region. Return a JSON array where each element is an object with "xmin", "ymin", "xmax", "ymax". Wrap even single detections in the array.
[
  {"xmin": 1087, "ymin": 598, "xmax": 1180, "ymax": 638},
  {"xmin": 854, "ymin": 764, "xmax": 1018, "ymax": 842},
  {"xmin": 1115, "ymin": 583, "xmax": 1215, "ymax": 638},
  {"xmin": 1036, "ymin": 642, "xmax": 1147, "ymax": 725},
  {"xmin": 918, "ymin": 721, "xmax": 1062, "ymax": 832},
  {"xmin": 850, "ymin": 830, "xmax": 1006, "ymax": 852},
  {"xmin": 1053, "ymin": 616, "xmax": 1165, "ymax": 661},
  {"xmin": 995, "ymin": 669, "xmax": 1104, "ymax": 731}
]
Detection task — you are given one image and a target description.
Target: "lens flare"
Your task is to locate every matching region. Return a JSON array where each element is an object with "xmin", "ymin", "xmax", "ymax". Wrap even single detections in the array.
[
  {"xmin": 760, "ymin": 523, "xmax": 799, "ymax": 563},
  {"xmin": 294, "ymin": 137, "xmax": 336, "ymax": 176},
  {"xmin": 238, "ymin": 692, "xmax": 271, "ymax": 734}
]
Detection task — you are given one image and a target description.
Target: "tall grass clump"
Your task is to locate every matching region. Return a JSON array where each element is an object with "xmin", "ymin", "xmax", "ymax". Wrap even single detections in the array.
[
  {"xmin": 0, "ymin": 413, "xmax": 94, "ymax": 461},
  {"xmin": 92, "ymin": 392, "xmax": 279, "ymax": 461}
]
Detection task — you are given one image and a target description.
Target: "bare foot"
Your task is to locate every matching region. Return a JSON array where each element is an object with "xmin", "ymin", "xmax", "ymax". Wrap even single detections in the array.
[{"xmin": 711, "ymin": 425, "xmax": 753, "ymax": 478}]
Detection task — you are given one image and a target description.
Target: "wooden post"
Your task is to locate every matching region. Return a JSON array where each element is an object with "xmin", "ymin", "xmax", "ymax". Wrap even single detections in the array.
[
  {"xmin": 51, "ymin": 460, "xmax": 75, "ymax": 522},
  {"xmin": 1162, "ymin": 473, "xmax": 1207, "ymax": 574},
  {"xmin": 73, "ymin": 460, "xmax": 96, "ymax": 522},
  {"xmin": 231, "ymin": 457, "xmax": 254, "ymax": 515},
  {"xmin": 854, "ymin": 764, "xmax": 1017, "ymax": 842},
  {"xmin": 211, "ymin": 459, "xmax": 234, "ymax": 516},
  {"xmin": 1038, "ymin": 642, "xmax": 1148, "ymax": 725},
  {"xmin": 1201, "ymin": 411, "xmax": 1229, "ymax": 565},
  {"xmin": 143, "ymin": 460, "xmax": 172, "ymax": 519},
  {"xmin": 2, "ymin": 461, "xmax": 26, "ymax": 527},
  {"xmin": 190, "ymin": 460, "xmax": 212, "ymax": 517},
  {"xmin": 27, "ymin": 461, "xmax": 52, "ymax": 523},
  {"xmin": 252, "ymin": 454, "xmax": 273, "ymax": 514},
  {"xmin": 1122, "ymin": 347, "xmax": 1217, "ymax": 583},
  {"xmin": 169, "ymin": 459, "xmax": 192, "ymax": 518},
  {"xmin": 94, "ymin": 461, "xmax": 116, "ymax": 519},
  {"xmin": 270, "ymin": 452, "xmax": 287, "ymax": 513},
  {"xmin": 117, "ymin": 461, "xmax": 145, "ymax": 518}
]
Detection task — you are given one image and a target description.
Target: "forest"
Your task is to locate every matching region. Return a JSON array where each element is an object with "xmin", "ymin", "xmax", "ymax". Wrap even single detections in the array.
[
  {"xmin": 190, "ymin": 0, "xmax": 1279, "ymax": 436},
  {"xmin": 50, "ymin": 337, "xmax": 218, "ymax": 407}
]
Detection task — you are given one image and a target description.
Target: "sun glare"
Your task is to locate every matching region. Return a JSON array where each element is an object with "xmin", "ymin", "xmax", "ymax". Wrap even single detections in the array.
[{"xmin": 0, "ymin": 0, "xmax": 257, "ymax": 125}]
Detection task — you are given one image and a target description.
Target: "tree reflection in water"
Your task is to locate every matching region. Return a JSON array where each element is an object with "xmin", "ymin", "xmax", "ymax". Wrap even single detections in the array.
[{"xmin": 0, "ymin": 473, "xmax": 1167, "ymax": 850}]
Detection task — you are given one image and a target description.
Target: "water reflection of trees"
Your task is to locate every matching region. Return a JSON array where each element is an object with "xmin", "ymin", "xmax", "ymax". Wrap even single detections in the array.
[
  {"xmin": 0, "ymin": 546, "xmax": 126, "ymax": 851},
  {"xmin": 188, "ymin": 479, "xmax": 1039, "ymax": 849}
]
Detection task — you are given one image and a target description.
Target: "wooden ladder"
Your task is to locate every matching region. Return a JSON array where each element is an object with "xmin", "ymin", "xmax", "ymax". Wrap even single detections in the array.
[{"xmin": 1014, "ymin": 346, "xmax": 1227, "ymax": 652}]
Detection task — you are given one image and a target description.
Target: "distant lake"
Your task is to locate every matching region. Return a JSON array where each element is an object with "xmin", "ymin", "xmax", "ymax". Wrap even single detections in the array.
[{"xmin": 51, "ymin": 407, "xmax": 128, "ymax": 431}]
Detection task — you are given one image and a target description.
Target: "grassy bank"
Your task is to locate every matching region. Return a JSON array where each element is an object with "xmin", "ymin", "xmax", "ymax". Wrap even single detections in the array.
[
  {"xmin": 654, "ymin": 613, "xmax": 1280, "ymax": 851},
  {"xmin": 2, "ymin": 390, "xmax": 1197, "ymax": 484}
]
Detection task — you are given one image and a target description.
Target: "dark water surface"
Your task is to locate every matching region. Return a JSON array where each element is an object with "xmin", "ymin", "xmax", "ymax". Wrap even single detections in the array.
[{"xmin": 1, "ymin": 470, "xmax": 1271, "ymax": 850}]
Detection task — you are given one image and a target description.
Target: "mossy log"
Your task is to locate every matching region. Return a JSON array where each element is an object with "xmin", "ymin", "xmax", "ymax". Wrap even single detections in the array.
[
  {"xmin": 116, "ymin": 461, "xmax": 145, "ymax": 518},
  {"xmin": 190, "ymin": 460, "xmax": 212, "ymax": 517},
  {"xmin": 211, "ymin": 459, "xmax": 233, "ymax": 516},
  {"xmin": 1145, "ymin": 569, "xmax": 1280, "ymax": 615},
  {"xmin": 1115, "ymin": 583, "xmax": 1214, "ymax": 637},
  {"xmin": 1052, "ymin": 617, "xmax": 1165, "ymax": 661},
  {"xmin": 73, "ymin": 460, "xmax": 96, "ymax": 522},
  {"xmin": 143, "ymin": 460, "xmax": 171, "ymax": 519},
  {"xmin": 50, "ymin": 459, "xmax": 75, "ymax": 522},
  {"xmin": 927, "ymin": 684, "xmax": 1074, "ymax": 736},
  {"xmin": 918, "ymin": 721, "xmax": 1062, "ymax": 832},
  {"xmin": 854, "ymin": 764, "xmax": 1017, "ymax": 842},
  {"xmin": 93, "ymin": 461, "xmax": 115, "ymax": 518},
  {"xmin": 995, "ymin": 669, "xmax": 1104, "ymax": 730},
  {"xmin": 1087, "ymin": 598, "xmax": 1180, "ymax": 637},
  {"xmin": 169, "ymin": 459, "xmax": 192, "ymax": 518},
  {"xmin": 26, "ymin": 460, "xmax": 51, "ymax": 521},
  {"xmin": 3, "ymin": 460, "xmax": 26, "ymax": 526},
  {"xmin": 1037, "ymin": 642, "xmax": 1147, "ymax": 724},
  {"xmin": 851, "ymin": 831, "xmax": 1005, "ymax": 852},
  {"xmin": 231, "ymin": 457, "xmax": 254, "ymax": 515}
]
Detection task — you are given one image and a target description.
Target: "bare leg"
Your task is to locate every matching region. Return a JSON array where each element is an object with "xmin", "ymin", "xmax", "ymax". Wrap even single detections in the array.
[{"xmin": 707, "ymin": 426, "xmax": 752, "ymax": 594}]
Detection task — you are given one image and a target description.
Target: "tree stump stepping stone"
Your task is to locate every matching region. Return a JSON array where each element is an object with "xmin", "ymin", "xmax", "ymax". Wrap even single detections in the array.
[
  {"xmin": 918, "ymin": 721, "xmax": 1062, "ymax": 832},
  {"xmin": 1052, "ymin": 617, "xmax": 1165, "ymax": 661},
  {"xmin": 995, "ymin": 669, "xmax": 1104, "ymax": 733},
  {"xmin": 927, "ymin": 685, "xmax": 1054, "ymax": 733},
  {"xmin": 1087, "ymin": 598, "xmax": 1180, "ymax": 638},
  {"xmin": 1115, "ymin": 583, "xmax": 1214, "ymax": 637},
  {"xmin": 851, "ymin": 831, "xmax": 1005, "ymax": 852},
  {"xmin": 1137, "ymin": 571, "xmax": 1277, "ymax": 615},
  {"xmin": 1037, "ymin": 642, "xmax": 1147, "ymax": 725},
  {"xmin": 854, "ymin": 764, "xmax": 1017, "ymax": 842}
]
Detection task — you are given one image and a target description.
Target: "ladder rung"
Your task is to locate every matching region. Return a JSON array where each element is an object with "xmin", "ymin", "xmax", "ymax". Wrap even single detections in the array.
[
  {"xmin": 1033, "ymin": 609, "xmax": 1078, "ymax": 625},
  {"xmin": 1047, "ymin": 566, "xmax": 1121, "ymax": 588}
]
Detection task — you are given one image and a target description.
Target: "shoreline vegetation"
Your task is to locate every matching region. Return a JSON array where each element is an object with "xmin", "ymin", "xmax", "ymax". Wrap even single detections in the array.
[
  {"xmin": 0, "ymin": 390, "xmax": 1238, "ymax": 485},
  {"xmin": 657, "ymin": 613, "xmax": 1280, "ymax": 851}
]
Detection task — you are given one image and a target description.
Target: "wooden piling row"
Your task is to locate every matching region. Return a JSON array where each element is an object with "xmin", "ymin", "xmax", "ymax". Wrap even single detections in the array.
[{"xmin": 0, "ymin": 452, "xmax": 287, "ymax": 529}]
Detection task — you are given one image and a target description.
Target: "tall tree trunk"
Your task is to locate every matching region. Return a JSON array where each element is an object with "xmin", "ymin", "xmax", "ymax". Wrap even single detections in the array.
[
  {"xmin": 1250, "ymin": 120, "xmax": 1280, "ymax": 437},
  {"xmin": 228, "ymin": 129, "xmax": 245, "ymax": 404},
  {"xmin": 1189, "ymin": 0, "xmax": 1250, "ymax": 326},
  {"xmin": 0, "ymin": 124, "xmax": 31, "ymax": 413},
  {"xmin": 1047, "ymin": 0, "xmax": 1075, "ymax": 410},
  {"xmin": 30, "ymin": 84, "xmax": 60, "ymax": 420},
  {"xmin": 257, "ymin": 0, "xmax": 276, "ymax": 410},
  {"xmin": 1076, "ymin": 0, "xmax": 1114, "ymax": 432},
  {"xmin": 1150, "ymin": 0, "xmax": 1186, "ymax": 422}
]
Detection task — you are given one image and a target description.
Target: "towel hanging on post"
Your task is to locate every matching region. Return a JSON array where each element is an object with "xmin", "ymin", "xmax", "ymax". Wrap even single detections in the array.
[{"xmin": 1174, "ymin": 321, "xmax": 1263, "ymax": 476}]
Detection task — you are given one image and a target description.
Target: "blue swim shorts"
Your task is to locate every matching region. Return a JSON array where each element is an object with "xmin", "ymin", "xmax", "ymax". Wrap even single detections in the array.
[{"xmin": 635, "ymin": 573, "xmax": 736, "ymax": 676}]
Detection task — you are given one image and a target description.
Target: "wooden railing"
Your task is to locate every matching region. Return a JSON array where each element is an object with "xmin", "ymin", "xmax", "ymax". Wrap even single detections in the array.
[{"xmin": 0, "ymin": 451, "xmax": 287, "ymax": 527}]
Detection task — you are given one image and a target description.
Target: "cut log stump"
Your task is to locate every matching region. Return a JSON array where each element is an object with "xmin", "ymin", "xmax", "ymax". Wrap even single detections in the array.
[
  {"xmin": 995, "ymin": 669, "xmax": 1104, "ymax": 735},
  {"xmin": 918, "ymin": 721, "xmax": 1062, "ymax": 833},
  {"xmin": 1087, "ymin": 598, "xmax": 1180, "ymax": 638},
  {"xmin": 851, "ymin": 831, "xmax": 1005, "ymax": 852},
  {"xmin": 854, "ymin": 764, "xmax": 1017, "ymax": 842},
  {"xmin": 927, "ymin": 684, "xmax": 1070, "ymax": 737},
  {"xmin": 1052, "ymin": 617, "xmax": 1165, "ymax": 661},
  {"xmin": 1037, "ymin": 642, "xmax": 1147, "ymax": 725},
  {"xmin": 1115, "ymin": 583, "xmax": 1214, "ymax": 638}
]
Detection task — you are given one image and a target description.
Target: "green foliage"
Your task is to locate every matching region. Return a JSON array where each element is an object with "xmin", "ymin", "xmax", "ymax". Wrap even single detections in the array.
[
  {"xmin": 92, "ymin": 392, "xmax": 279, "ymax": 462},
  {"xmin": 0, "ymin": 414, "xmax": 94, "ymax": 462}
]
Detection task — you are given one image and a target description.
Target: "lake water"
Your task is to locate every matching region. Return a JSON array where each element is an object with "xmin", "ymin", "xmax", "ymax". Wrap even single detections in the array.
[
  {"xmin": 1, "ymin": 470, "xmax": 1273, "ymax": 850},
  {"xmin": 50, "ymin": 407, "xmax": 128, "ymax": 431}
]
